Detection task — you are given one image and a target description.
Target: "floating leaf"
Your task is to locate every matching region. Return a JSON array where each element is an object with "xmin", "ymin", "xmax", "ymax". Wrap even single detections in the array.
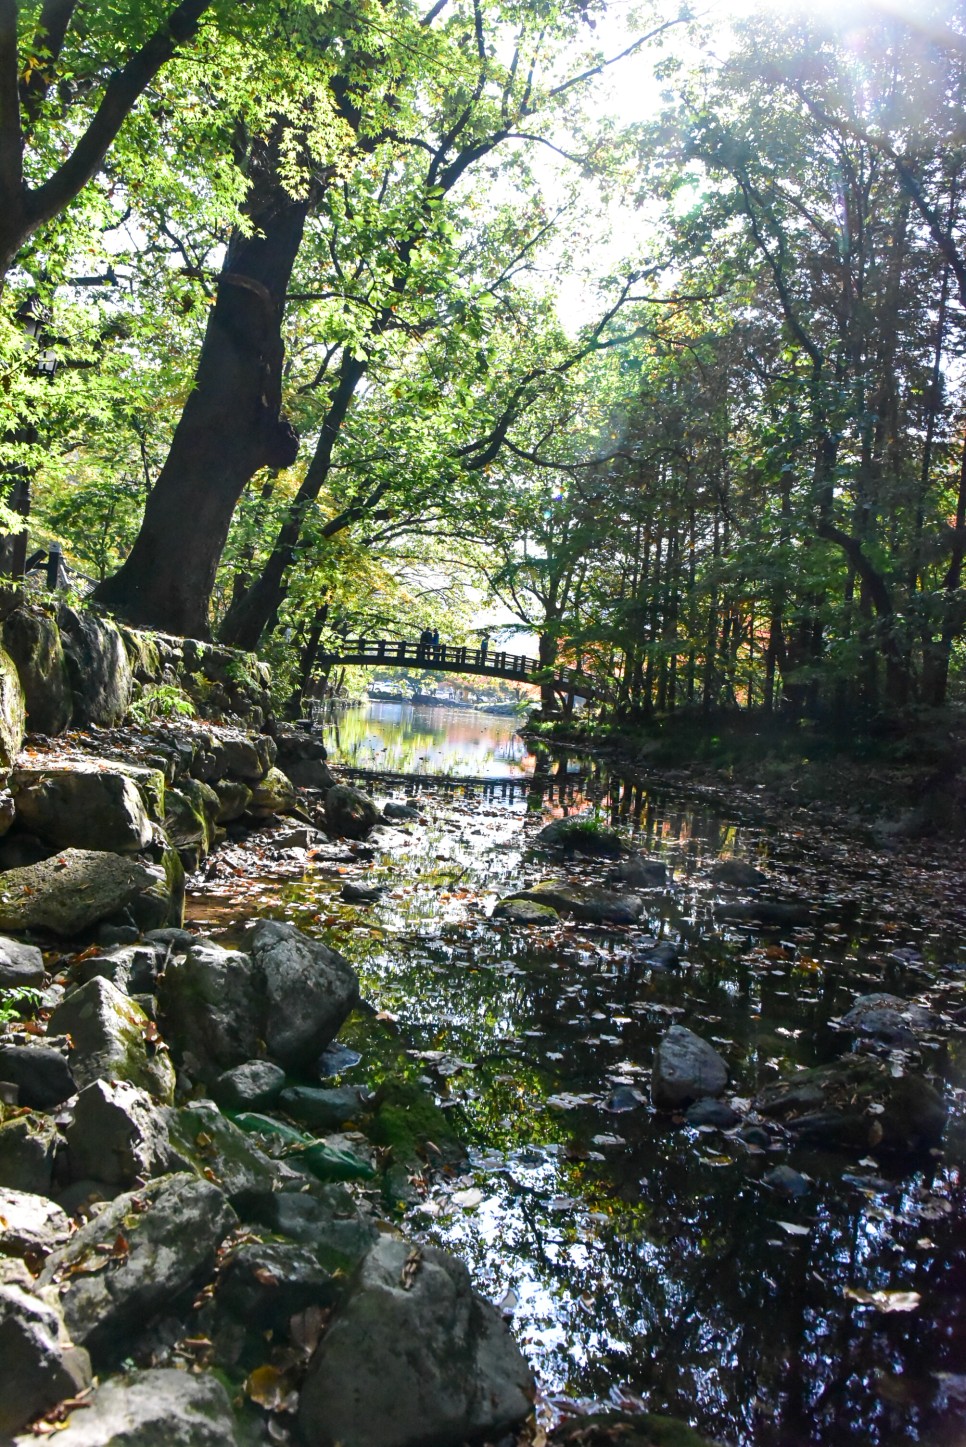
[
  {"xmin": 451, "ymin": 1187, "xmax": 484, "ymax": 1209},
  {"xmin": 843, "ymin": 1287, "xmax": 921, "ymax": 1312}
]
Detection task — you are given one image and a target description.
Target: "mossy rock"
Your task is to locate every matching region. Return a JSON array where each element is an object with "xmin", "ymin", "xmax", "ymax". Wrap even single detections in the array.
[
  {"xmin": 368, "ymin": 1079, "xmax": 465, "ymax": 1168},
  {"xmin": 534, "ymin": 816, "xmax": 628, "ymax": 858},
  {"xmin": 754, "ymin": 1054, "xmax": 946, "ymax": 1153},
  {"xmin": 0, "ymin": 644, "xmax": 25, "ymax": 771},
  {"xmin": 492, "ymin": 898, "xmax": 559, "ymax": 924},
  {"xmin": 120, "ymin": 627, "xmax": 164, "ymax": 682},
  {"xmin": 165, "ymin": 778, "xmax": 219, "ymax": 863}
]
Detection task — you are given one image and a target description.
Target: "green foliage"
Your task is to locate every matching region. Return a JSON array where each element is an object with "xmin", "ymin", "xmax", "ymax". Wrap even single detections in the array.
[
  {"xmin": 0, "ymin": 986, "xmax": 43, "ymax": 1028},
  {"xmin": 128, "ymin": 682, "xmax": 196, "ymax": 725}
]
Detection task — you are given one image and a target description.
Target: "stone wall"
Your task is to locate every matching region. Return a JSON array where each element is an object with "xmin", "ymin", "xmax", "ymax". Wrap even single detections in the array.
[
  {"xmin": 0, "ymin": 596, "xmax": 273, "ymax": 740},
  {"xmin": 0, "ymin": 599, "xmax": 308, "ymax": 940}
]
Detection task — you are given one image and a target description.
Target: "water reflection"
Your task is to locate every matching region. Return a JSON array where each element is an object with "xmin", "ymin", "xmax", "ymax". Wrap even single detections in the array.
[
  {"xmin": 324, "ymin": 701, "xmax": 534, "ymax": 779},
  {"xmin": 190, "ymin": 705, "xmax": 966, "ymax": 1447}
]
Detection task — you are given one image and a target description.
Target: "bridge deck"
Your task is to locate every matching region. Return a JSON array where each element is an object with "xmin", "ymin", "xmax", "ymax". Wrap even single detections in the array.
[{"xmin": 318, "ymin": 638, "xmax": 610, "ymax": 702}]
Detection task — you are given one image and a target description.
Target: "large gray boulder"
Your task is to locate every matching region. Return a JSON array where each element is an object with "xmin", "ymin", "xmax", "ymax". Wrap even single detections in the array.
[
  {"xmin": 0, "ymin": 1283, "xmax": 91, "ymax": 1436},
  {"xmin": 652, "ymin": 1026, "xmax": 728, "ymax": 1110},
  {"xmin": 0, "ymin": 1043, "xmax": 76, "ymax": 1108},
  {"xmin": 71, "ymin": 942, "xmax": 161, "ymax": 996},
  {"xmin": 158, "ymin": 941, "xmax": 264, "ymax": 1082},
  {"xmin": 216, "ymin": 1239, "xmax": 336, "ymax": 1329},
  {"xmin": 37, "ymin": 1173, "xmax": 237, "ymax": 1367},
  {"xmin": 0, "ymin": 935, "xmax": 45, "ymax": 987},
  {"xmin": 58, "ymin": 607, "xmax": 134, "ymax": 727},
  {"xmin": 2, "ymin": 607, "xmax": 72, "ymax": 736},
  {"xmin": 0, "ymin": 848, "xmax": 182, "ymax": 937},
  {"xmin": 211, "ymin": 1060, "xmax": 286, "ymax": 1112},
  {"xmin": 13, "ymin": 1367, "xmax": 240, "ymax": 1446},
  {"xmin": 502, "ymin": 879, "xmax": 644, "ymax": 925},
  {"xmin": 324, "ymin": 784, "xmax": 381, "ymax": 840},
  {"xmin": 297, "ymin": 1236, "xmax": 534, "ymax": 1447},
  {"xmin": 161, "ymin": 925, "xmax": 359, "ymax": 1081},
  {"xmin": 12, "ymin": 763, "xmax": 153, "ymax": 853},
  {"xmin": 0, "ymin": 1186, "xmax": 71, "ymax": 1258},
  {"xmin": 0, "ymin": 643, "xmax": 25, "ymax": 773},
  {"xmin": 65, "ymin": 1079, "xmax": 176, "ymax": 1187},
  {"xmin": 274, "ymin": 725, "xmax": 335, "ymax": 791},
  {"xmin": 250, "ymin": 919, "xmax": 360, "ymax": 1073},
  {"xmin": 49, "ymin": 976, "xmax": 176, "ymax": 1102},
  {"xmin": 210, "ymin": 778, "xmax": 253, "ymax": 823}
]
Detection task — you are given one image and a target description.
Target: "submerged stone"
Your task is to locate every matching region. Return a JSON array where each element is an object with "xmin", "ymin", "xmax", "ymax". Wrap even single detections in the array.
[
  {"xmin": 492, "ymin": 897, "xmax": 559, "ymax": 924},
  {"xmin": 652, "ymin": 1026, "xmax": 728, "ymax": 1110},
  {"xmin": 503, "ymin": 879, "xmax": 644, "ymax": 925},
  {"xmin": 534, "ymin": 816, "xmax": 627, "ymax": 857},
  {"xmin": 753, "ymin": 1055, "xmax": 946, "ymax": 1153}
]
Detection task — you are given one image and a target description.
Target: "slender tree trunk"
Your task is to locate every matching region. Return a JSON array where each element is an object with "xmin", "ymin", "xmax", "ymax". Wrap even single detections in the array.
[
  {"xmin": 93, "ymin": 128, "xmax": 310, "ymax": 637},
  {"xmin": 218, "ymin": 353, "xmax": 367, "ymax": 648}
]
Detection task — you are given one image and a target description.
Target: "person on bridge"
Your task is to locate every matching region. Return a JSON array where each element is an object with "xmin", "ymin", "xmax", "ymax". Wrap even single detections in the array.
[
  {"xmin": 418, "ymin": 627, "xmax": 430, "ymax": 661},
  {"xmin": 431, "ymin": 628, "xmax": 439, "ymax": 656},
  {"xmin": 479, "ymin": 632, "xmax": 489, "ymax": 661}
]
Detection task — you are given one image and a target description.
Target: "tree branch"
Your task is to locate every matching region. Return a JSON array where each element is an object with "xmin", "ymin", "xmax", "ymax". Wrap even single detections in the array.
[
  {"xmin": 20, "ymin": 0, "xmax": 78, "ymax": 134},
  {"xmin": 0, "ymin": 0, "xmax": 24, "ymax": 215},
  {"xmin": 24, "ymin": 0, "xmax": 217, "ymax": 234}
]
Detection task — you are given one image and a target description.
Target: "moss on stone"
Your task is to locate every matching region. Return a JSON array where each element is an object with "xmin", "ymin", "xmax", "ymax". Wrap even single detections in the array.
[{"xmin": 368, "ymin": 1079, "xmax": 463, "ymax": 1165}]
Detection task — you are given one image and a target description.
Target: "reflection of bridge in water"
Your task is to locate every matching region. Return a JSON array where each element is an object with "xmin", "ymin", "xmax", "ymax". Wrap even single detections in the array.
[
  {"xmin": 318, "ymin": 638, "xmax": 612, "ymax": 703},
  {"xmin": 334, "ymin": 763, "xmax": 590, "ymax": 804}
]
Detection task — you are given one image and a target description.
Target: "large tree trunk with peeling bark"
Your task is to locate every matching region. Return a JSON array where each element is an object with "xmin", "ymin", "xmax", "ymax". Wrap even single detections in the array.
[{"xmin": 93, "ymin": 131, "xmax": 309, "ymax": 638}]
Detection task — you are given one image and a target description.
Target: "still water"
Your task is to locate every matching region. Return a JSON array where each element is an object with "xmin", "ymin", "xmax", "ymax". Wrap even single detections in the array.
[{"xmin": 193, "ymin": 703, "xmax": 966, "ymax": 1446}]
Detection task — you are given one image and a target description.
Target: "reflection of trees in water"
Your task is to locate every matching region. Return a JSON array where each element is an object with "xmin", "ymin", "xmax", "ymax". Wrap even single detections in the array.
[
  {"xmin": 323, "ymin": 701, "xmax": 535, "ymax": 777},
  {"xmin": 260, "ymin": 747, "xmax": 962, "ymax": 1447}
]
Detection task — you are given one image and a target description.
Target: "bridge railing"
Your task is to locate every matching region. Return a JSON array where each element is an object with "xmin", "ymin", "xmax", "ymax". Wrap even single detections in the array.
[{"xmin": 319, "ymin": 638, "xmax": 607, "ymax": 696}]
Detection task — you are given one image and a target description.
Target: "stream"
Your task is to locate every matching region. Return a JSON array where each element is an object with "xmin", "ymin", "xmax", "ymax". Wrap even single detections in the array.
[{"xmin": 188, "ymin": 702, "xmax": 966, "ymax": 1447}]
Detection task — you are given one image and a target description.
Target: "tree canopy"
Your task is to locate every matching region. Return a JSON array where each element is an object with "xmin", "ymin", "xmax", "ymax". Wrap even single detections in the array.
[{"xmin": 3, "ymin": 0, "xmax": 964, "ymax": 720}]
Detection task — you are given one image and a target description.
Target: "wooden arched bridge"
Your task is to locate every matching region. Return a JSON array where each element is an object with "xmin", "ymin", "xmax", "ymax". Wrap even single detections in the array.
[{"xmin": 317, "ymin": 638, "xmax": 612, "ymax": 703}]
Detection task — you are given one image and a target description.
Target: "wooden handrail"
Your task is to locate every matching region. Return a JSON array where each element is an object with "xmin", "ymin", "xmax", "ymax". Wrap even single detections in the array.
[{"xmin": 317, "ymin": 638, "xmax": 611, "ymax": 700}]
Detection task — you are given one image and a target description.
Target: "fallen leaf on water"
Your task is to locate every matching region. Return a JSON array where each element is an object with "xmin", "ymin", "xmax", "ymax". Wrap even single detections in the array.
[
  {"xmin": 451, "ymin": 1188, "xmax": 484, "ymax": 1209},
  {"xmin": 843, "ymin": 1287, "xmax": 921, "ymax": 1312}
]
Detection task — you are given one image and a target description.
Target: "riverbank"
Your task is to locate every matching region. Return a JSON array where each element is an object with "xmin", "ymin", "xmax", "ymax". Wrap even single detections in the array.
[
  {"xmin": 2, "ymin": 670, "xmax": 966, "ymax": 1446},
  {"xmin": 528, "ymin": 708, "xmax": 966, "ymax": 834},
  {"xmin": 525, "ymin": 711, "xmax": 966, "ymax": 940}
]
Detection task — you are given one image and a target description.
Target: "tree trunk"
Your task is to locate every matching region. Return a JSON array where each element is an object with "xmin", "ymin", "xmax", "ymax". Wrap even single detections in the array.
[
  {"xmin": 218, "ymin": 352, "xmax": 367, "ymax": 649},
  {"xmin": 93, "ymin": 129, "xmax": 309, "ymax": 636},
  {"xmin": 538, "ymin": 625, "xmax": 559, "ymax": 713}
]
